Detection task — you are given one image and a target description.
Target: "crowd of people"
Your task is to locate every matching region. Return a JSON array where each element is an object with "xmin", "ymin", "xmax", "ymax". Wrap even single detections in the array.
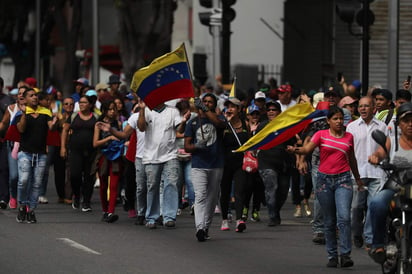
[{"xmin": 0, "ymin": 73, "xmax": 411, "ymax": 269}]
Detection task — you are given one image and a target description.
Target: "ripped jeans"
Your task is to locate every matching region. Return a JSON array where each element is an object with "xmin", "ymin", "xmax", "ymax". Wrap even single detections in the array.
[
  {"xmin": 17, "ymin": 152, "xmax": 47, "ymax": 210},
  {"xmin": 316, "ymin": 171, "xmax": 353, "ymax": 259}
]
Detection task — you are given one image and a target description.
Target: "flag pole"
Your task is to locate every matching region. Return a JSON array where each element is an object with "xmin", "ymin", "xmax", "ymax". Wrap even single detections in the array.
[
  {"xmin": 226, "ymin": 119, "xmax": 242, "ymax": 147},
  {"xmin": 181, "ymin": 43, "xmax": 197, "ymax": 97}
]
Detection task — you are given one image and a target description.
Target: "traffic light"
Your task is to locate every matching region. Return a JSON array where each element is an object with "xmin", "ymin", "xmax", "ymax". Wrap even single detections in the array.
[
  {"xmin": 336, "ymin": 0, "xmax": 375, "ymax": 26},
  {"xmin": 193, "ymin": 53, "xmax": 208, "ymax": 85},
  {"xmin": 335, "ymin": 0, "xmax": 357, "ymax": 24},
  {"xmin": 199, "ymin": 0, "xmax": 212, "ymax": 8},
  {"xmin": 222, "ymin": 0, "xmax": 236, "ymax": 22},
  {"xmin": 356, "ymin": 6, "xmax": 375, "ymax": 27},
  {"xmin": 199, "ymin": 12, "xmax": 213, "ymax": 26},
  {"xmin": 199, "ymin": 10, "xmax": 222, "ymax": 27}
]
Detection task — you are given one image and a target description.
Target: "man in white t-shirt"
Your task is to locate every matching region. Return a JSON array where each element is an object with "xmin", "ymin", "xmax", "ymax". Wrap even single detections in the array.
[{"xmin": 137, "ymin": 100, "xmax": 190, "ymax": 228}]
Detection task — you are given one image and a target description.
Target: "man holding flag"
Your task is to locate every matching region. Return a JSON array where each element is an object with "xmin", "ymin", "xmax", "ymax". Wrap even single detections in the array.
[
  {"xmin": 137, "ymin": 99, "xmax": 190, "ymax": 229},
  {"xmin": 255, "ymin": 100, "xmax": 295, "ymax": 226}
]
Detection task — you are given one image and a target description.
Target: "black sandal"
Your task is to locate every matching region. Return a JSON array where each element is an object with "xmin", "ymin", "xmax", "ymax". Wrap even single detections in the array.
[{"xmin": 368, "ymin": 248, "xmax": 386, "ymax": 264}]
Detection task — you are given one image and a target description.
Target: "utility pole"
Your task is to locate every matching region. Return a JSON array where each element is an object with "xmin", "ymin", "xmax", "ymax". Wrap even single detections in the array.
[
  {"xmin": 92, "ymin": 0, "xmax": 99, "ymax": 85},
  {"xmin": 212, "ymin": 0, "xmax": 220, "ymax": 87},
  {"xmin": 387, "ymin": 0, "xmax": 399, "ymax": 93},
  {"xmin": 361, "ymin": 0, "xmax": 370, "ymax": 96},
  {"xmin": 35, "ymin": 0, "xmax": 41, "ymax": 84},
  {"xmin": 221, "ymin": 0, "xmax": 236, "ymax": 86}
]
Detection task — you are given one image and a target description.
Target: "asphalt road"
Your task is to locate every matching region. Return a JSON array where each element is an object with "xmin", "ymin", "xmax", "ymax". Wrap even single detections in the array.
[{"xmin": 0, "ymin": 177, "xmax": 381, "ymax": 274}]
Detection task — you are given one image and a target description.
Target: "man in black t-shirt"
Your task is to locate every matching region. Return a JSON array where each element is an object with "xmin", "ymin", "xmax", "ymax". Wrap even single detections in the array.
[{"xmin": 16, "ymin": 88, "xmax": 56, "ymax": 223}]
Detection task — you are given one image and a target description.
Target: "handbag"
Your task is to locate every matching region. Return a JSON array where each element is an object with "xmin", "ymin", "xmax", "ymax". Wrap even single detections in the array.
[{"xmin": 242, "ymin": 151, "xmax": 258, "ymax": 173}]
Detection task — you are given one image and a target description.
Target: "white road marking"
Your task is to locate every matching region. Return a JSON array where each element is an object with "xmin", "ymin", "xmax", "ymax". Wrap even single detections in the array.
[{"xmin": 57, "ymin": 238, "xmax": 102, "ymax": 255}]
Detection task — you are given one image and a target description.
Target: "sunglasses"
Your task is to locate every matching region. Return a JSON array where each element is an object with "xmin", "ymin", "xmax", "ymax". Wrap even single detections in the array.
[
  {"xmin": 267, "ymin": 108, "xmax": 279, "ymax": 112},
  {"xmin": 64, "ymin": 103, "xmax": 74, "ymax": 106}
]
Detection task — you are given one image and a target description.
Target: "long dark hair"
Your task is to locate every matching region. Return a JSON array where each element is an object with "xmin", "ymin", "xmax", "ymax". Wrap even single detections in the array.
[{"xmin": 98, "ymin": 100, "xmax": 115, "ymax": 122}]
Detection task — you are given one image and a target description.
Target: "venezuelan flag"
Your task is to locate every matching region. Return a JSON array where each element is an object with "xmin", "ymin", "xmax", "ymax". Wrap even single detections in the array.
[
  {"xmin": 234, "ymin": 103, "xmax": 328, "ymax": 152},
  {"xmin": 130, "ymin": 43, "xmax": 194, "ymax": 109},
  {"xmin": 4, "ymin": 110, "xmax": 22, "ymax": 142}
]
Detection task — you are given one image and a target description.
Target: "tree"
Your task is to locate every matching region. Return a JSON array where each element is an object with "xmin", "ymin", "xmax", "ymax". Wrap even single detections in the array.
[
  {"xmin": 0, "ymin": 0, "xmax": 35, "ymax": 86},
  {"xmin": 115, "ymin": 0, "xmax": 177, "ymax": 85},
  {"xmin": 49, "ymin": 0, "xmax": 82, "ymax": 96}
]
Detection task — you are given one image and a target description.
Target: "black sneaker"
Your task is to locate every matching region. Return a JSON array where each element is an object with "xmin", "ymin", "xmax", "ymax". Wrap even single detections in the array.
[
  {"xmin": 135, "ymin": 215, "xmax": 146, "ymax": 225},
  {"xmin": 26, "ymin": 211, "xmax": 37, "ymax": 224},
  {"xmin": 340, "ymin": 254, "xmax": 354, "ymax": 267},
  {"xmin": 196, "ymin": 229, "xmax": 206, "ymax": 242},
  {"xmin": 81, "ymin": 202, "xmax": 92, "ymax": 212},
  {"xmin": 106, "ymin": 213, "xmax": 119, "ymax": 223},
  {"xmin": 368, "ymin": 248, "xmax": 386, "ymax": 264},
  {"xmin": 268, "ymin": 217, "xmax": 281, "ymax": 227},
  {"xmin": 0, "ymin": 200, "xmax": 7, "ymax": 209},
  {"xmin": 72, "ymin": 197, "xmax": 80, "ymax": 209},
  {"xmin": 312, "ymin": 232, "xmax": 326, "ymax": 245},
  {"xmin": 16, "ymin": 206, "xmax": 26, "ymax": 223},
  {"xmin": 101, "ymin": 212, "xmax": 109, "ymax": 222},
  {"xmin": 354, "ymin": 235, "xmax": 364, "ymax": 248},
  {"xmin": 327, "ymin": 257, "xmax": 338, "ymax": 268}
]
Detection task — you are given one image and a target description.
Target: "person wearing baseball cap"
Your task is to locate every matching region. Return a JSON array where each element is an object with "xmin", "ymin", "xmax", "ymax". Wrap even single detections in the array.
[
  {"xmin": 339, "ymin": 96, "xmax": 359, "ymax": 123},
  {"xmin": 72, "ymin": 77, "xmax": 89, "ymax": 102},
  {"xmin": 219, "ymin": 96, "xmax": 250, "ymax": 233},
  {"xmin": 276, "ymin": 84, "xmax": 296, "ymax": 111},
  {"xmin": 324, "ymin": 87, "xmax": 341, "ymax": 107}
]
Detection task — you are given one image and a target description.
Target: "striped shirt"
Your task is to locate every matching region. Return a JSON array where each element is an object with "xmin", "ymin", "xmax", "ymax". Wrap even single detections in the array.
[{"xmin": 311, "ymin": 129, "xmax": 354, "ymax": 175}]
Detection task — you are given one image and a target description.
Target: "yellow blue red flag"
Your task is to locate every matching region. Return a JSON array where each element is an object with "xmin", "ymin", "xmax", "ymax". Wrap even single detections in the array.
[
  {"xmin": 234, "ymin": 103, "xmax": 328, "ymax": 152},
  {"xmin": 130, "ymin": 43, "xmax": 194, "ymax": 109},
  {"xmin": 229, "ymin": 77, "xmax": 236, "ymax": 98}
]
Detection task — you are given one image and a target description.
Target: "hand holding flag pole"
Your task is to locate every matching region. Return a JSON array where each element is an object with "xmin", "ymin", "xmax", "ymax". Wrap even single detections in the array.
[{"xmin": 130, "ymin": 43, "xmax": 194, "ymax": 109}]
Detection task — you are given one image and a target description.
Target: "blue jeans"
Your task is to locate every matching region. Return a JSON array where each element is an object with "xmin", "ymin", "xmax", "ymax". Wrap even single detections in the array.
[
  {"xmin": 259, "ymin": 168, "xmax": 290, "ymax": 221},
  {"xmin": 17, "ymin": 152, "xmax": 47, "ymax": 210},
  {"xmin": 369, "ymin": 189, "xmax": 396, "ymax": 249},
  {"xmin": 145, "ymin": 158, "xmax": 179, "ymax": 224},
  {"xmin": 311, "ymin": 155, "xmax": 324, "ymax": 233},
  {"xmin": 316, "ymin": 171, "xmax": 353, "ymax": 258},
  {"xmin": 178, "ymin": 160, "xmax": 194, "ymax": 207},
  {"xmin": 7, "ymin": 142, "xmax": 18, "ymax": 199},
  {"xmin": 351, "ymin": 178, "xmax": 381, "ymax": 244},
  {"xmin": 135, "ymin": 158, "xmax": 147, "ymax": 217}
]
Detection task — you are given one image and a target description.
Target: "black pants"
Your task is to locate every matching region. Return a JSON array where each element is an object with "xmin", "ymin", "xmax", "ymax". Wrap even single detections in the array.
[
  {"xmin": 220, "ymin": 162, "xmax": 247, "ymax": 220},
  {"xmin": 123, "ymin": 159, "xmax": 136, "ymax": 210},
  {"xmin": 0, "ymin": 141, "xmax": 9, "ymax": 202},
  {"xmin": 69, "ymin": 148, "xmax": 95, "ymax": 203},
  {"xmin": 243, "ymin": 172, "xmax": 265, "ymax": 211}
]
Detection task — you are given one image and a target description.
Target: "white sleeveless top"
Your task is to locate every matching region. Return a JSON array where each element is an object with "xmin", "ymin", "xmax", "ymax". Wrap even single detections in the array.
[{"xmin": 7, "ymin": 103, "xmax": 20, "ymax": 124}]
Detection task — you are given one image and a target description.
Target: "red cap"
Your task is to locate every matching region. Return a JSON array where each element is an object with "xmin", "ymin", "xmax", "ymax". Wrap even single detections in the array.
[{"xmin": 25, "ymin": 77, "xmax": 37, "ymax": 87}]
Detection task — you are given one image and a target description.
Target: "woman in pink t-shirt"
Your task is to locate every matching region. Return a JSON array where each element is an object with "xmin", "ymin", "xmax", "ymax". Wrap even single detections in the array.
[{"xmin": 287, "ymin": 106, "xmax": 363, "ymax": 269}]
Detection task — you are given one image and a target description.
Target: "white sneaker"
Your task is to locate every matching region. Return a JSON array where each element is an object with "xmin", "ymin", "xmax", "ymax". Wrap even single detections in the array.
[
  {"xmin": 38, "ymin": 196, "xmax": 48, "ymax": 204},
  {"xmin": 94, "ymin": 178, "xmax": 100, "ymax": 188},
  {"xmin": 221, "ymin": 219, "xmax": 230, "ymax": 231}
]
